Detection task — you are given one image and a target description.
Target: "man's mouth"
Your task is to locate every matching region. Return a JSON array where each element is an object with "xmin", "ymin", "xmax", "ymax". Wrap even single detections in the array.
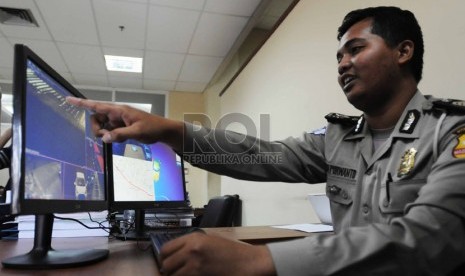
[{"xmin": 341, "ymin": 75, "xmax": 356, "ymax": 92}]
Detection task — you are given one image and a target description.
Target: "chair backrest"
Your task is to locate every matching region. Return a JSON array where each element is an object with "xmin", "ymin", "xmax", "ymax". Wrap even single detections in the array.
[{"xmin": 199, "ymin": 194, "xmax": 241, "ymax": 228}]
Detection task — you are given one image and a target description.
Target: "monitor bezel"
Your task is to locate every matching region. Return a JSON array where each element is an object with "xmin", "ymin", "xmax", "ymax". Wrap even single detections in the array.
[
  {"xmin": 106, "ymin": 142, "xmax": 189, "ymax": 212},
  {"xmin": 11, "ymin": 44, "xmax": 108, "ymax": 215}
]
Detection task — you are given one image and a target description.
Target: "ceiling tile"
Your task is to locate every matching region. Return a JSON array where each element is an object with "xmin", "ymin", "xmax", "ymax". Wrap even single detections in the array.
[
  {"xmin": 0, "ymin": 67, "xmax": 13, "ymax": 81},
  {"xmin": 178, "ymin": 55, "xmax": 222, "ymax": 83},
  {"xmin": 109, "ymin": 74, "xmax": 143, "ymax": 89},
  {"xmin": 57, "ymin": 42, "xmax": 106, "ymax": 74},
  {"xmin": 143, "ymin": 79, "xmax": 176, "ymax": 91},
  {"xmin": 9, "ymin": 38, "xmax": 69, "ymax": 72},
  {"xmin": 205, "ymin": 0, "xmax": 261, "ymax": 16},
  {"xmin": 175, "ymin": 81, "xmax": 207, "ymax": 93},
  {"xmin": 102, "ymin": 47, "xmax": 144, "ymax": 59},
  {"xmin": 93, "ymin": 0, "xmax": 147, "ymax": 49},
  {"xmin": 0, "ymin": 0, "xmax": 264, "ymax": 94},
  {"xmin": 143, "ymin": 51, "xmax": 185, "ymax": 80},
  {"xmin": 121, "ymin": 0, "xmax": 148, "ymax": 3},
  {"xmin": 36, "ymin": 0, "xmax": 99, "ymax": 45},
  {"xmin": 0, "ymin": 37, "xmax": 14, "ymax": 70},
  {"xmin": 72, "ymin": 73, "xmax": 109, "ymax": 87},
  {"xmin": 189, "ymin": 13, "xmax": 248, "ymax": 56},
  {"xmin": 149, "ymin": 0, "xmax": 205, "ymax": 11},
  {"xmin": 146, "ymin": 6, "xmax": 200, "ymax": 53}
]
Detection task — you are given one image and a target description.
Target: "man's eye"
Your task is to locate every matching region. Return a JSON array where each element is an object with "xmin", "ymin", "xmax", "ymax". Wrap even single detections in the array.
[{"xmin": 350, "ymin": 46, "xmax": 364, "ymax": 54}]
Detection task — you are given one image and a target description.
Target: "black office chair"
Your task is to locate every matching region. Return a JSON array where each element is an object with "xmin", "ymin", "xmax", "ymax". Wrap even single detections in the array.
[{"xmin": 198, "ymin": 194, "xmax": 241, "ymax": 228}]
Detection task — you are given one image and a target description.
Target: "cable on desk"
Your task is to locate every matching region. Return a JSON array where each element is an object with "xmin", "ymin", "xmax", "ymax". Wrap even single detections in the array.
[{"xmin": 53, "ymin": 213, "xmax": 112, "ymax": 234}]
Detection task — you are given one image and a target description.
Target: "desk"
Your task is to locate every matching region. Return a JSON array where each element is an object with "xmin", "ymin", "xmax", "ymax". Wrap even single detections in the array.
[
  {"xmin": 203, "ymin": 226, "xmax": 311, "ymax": 244},
  {"xmin": 0, "ymin": 226, "xmax": 311, "ymax": 275}
]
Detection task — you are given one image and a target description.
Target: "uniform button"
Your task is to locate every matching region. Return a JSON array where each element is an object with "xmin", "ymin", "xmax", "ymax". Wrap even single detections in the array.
[
  {"xmin": 365, "ymin": 168, "xmax": 373, "ymax": 175},
  {"xmin": 328, "ymin": 185, "xmax": 341, "ymax": 195},
  {"xmin": 383, "ymin": 199, "xmax": 389, "ymax": 207},
  {"xmin": 362, "ymin": 204, "xmax": 370, "ymax": 214},
  {"xmin": 341, "ymin": 191, "xmax": 348, "ymax": 199}
]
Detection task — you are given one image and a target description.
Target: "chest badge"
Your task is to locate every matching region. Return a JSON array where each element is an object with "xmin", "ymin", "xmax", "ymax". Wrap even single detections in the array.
[
  {"xmin": 398, "ymin": 148, "xmax": 417, "ymax": 177},
  {"xmin": 453, "ymin": 127, "xmax": 465, "ymax": 158}
]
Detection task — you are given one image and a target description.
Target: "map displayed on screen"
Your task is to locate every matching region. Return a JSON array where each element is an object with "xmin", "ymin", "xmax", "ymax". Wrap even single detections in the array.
[{"xmin": 112, "ymin": 140, "xmax": 184, "ymax": 202}]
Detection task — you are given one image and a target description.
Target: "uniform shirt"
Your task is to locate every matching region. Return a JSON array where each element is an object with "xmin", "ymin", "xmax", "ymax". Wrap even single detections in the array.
[{"xmin": 183, "ymin": 91, "xmax": 465, "ymax": 275}]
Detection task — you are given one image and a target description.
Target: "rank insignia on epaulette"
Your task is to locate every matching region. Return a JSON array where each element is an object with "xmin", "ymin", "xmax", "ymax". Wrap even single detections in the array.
[
  {"xmin": 325, "ymin": 113, "xmax": 360, "ymax": 126},
  {"xmin": 432, "ymin": 98, "xmax": 465, "ymax": 113},
  {"xmin": 399, "ymin": 110, "xmax": 420, "ymax": 134},
  {"xmin": 453, "ymin": 127, "xmax": 465, "ymax": 158}
]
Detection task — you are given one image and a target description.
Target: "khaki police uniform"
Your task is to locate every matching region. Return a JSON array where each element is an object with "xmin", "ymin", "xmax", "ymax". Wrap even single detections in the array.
[{"xmin": 183, "ymin": 91, "xmax": 465, "ymax": 275}]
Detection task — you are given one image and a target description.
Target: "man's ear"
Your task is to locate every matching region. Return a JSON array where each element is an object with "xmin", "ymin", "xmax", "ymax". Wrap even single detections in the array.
[{"xmin": 397, "ymin": 40, "xmax": 414, "ymax": 65}]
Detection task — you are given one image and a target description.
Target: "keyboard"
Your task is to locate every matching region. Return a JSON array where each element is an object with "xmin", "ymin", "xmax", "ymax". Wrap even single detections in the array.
[{"xmin": 149, "ymin": 228, "xmax": 203, "ymax": 267}]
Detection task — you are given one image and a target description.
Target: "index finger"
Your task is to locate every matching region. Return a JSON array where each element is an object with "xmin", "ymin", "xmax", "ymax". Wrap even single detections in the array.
[
  {"xmin": 66, "ymin": 96, "xmax": 98, "ymax": 111},
  {"xmin": 67, "ymin": 96, "xmax": 121, "ymax": 116}
]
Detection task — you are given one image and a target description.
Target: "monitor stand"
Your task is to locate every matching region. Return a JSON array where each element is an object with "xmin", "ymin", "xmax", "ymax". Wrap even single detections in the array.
[
  {"xmin": 114, "ymin": 209, "xmax": 150, "ymax": 241},
  {"xmin": 2, "ymin": 214, "xmax": 109, "ymax": 269}
]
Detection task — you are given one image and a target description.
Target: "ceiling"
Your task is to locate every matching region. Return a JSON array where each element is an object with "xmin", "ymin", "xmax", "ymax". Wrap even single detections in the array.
[{"xmin": 0, "ymin": 0, "xmax": 290, "ymax": 95}]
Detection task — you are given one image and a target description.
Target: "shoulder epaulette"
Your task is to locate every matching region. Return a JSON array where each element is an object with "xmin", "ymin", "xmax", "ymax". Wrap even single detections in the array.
[
  {"xmin": 325, "ymin": 113, "xmax": 360, "ymax": 126},
  {"xmin": 431, "ymin": 97, "xmax": 465, "ymax": 113}
]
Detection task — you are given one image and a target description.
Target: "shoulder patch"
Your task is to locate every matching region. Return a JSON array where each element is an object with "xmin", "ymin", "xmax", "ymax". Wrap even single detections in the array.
[
  {"xmin": 453, "ymin": 127, "xmax": 465, "ymax": 158},
  {"xmin": 431, "ymin": 98, "xmax": 465, "ymax": 113},
  {"xmin": 325, "ymin": 113, "xmax": 360, "ymax": 126}
]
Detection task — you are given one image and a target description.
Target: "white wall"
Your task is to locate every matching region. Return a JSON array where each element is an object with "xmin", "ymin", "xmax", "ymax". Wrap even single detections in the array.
[{"xmin": 218, "ymin": 0, "xmax": 465, "ymax": 226}]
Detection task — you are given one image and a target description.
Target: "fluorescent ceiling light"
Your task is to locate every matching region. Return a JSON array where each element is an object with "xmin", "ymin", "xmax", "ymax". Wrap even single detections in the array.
[{"xmin": 104, "ymin": 55, "xmax": 143, "ymax": 73}]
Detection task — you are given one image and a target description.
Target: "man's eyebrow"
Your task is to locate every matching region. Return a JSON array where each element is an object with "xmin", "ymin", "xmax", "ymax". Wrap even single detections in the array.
[
  {"xmin": 340, "ymin": 38, "xmax": 366, "ymax": 49},
  {"xmin": 337, "ymin": 38, "xmax": 366, "ymax": 57}
]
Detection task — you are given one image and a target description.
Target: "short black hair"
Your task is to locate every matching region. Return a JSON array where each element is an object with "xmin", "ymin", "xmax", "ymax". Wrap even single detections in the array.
[{"xmin": 337, "ymin": 6, "xmax": 424, "ymax": 83}]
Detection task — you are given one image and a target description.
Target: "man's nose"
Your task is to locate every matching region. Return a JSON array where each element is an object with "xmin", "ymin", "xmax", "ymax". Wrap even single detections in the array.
[{"xmin": 338, "ymin": 56, "xmax": 351, "ymax": 75}]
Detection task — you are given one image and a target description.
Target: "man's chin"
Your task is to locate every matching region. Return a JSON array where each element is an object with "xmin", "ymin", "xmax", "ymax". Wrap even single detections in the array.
[
  {"xmin": 343, "ymin": 89, "xmax": 357, "ymax": 103},
  {"xmin": 344, "ymin": 92, "xmax": 367, "ymax": 111}
]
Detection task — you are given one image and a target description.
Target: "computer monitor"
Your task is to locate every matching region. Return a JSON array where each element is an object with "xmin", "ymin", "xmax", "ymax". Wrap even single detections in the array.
[
  {"xmin": 2, "ymin": 44, "xmax": 109, "ymax": 269},
  {"xmin": 107, "ymin": 140, "xmax": 188, "ymax": 240}
]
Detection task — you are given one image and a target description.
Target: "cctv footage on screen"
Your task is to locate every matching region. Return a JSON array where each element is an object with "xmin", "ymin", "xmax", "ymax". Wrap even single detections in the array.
[{"xmin": 23, "ymin": 60, "xmax": 105, "ymax": 201}]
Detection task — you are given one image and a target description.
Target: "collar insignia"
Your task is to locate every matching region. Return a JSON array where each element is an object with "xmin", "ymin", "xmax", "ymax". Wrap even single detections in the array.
[
  {"xmin": 353, "ymin": 116, "xmax": 364, "ymax": 134},
  {"xmin": 398, "ymin": 148, "xmax": 417, "ymax": 177},
  {"xmin": 399, "ymin": 110, "xmax": 420, "ymax": 134}
]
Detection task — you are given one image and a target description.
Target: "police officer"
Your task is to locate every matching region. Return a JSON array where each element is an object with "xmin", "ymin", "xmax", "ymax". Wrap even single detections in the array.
[{"xmin": 68, "ymin": 6, "xmax": 465, "ymax": 276}]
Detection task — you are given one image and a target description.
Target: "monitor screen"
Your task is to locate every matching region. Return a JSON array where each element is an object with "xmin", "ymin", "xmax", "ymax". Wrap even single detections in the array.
[
  {"xmin": 110, "ymin": 140, "xmax": 186, "ymax": 205},
  {"xmin": 11, "ymin": 48, "xmax": 106, "ymax": 213},
  {"xmin": 3, "ymin": 44, "xmax": 108, "ymax": 269},
  {"xmin": 107, "ymin": 140, "xmax": 188, "ymax": 240}
]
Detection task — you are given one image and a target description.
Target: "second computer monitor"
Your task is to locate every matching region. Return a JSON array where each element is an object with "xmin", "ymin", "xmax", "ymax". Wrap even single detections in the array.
[{"xmin": 108, "ymin": 140, "xmax": 188, "ymax": 211}]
